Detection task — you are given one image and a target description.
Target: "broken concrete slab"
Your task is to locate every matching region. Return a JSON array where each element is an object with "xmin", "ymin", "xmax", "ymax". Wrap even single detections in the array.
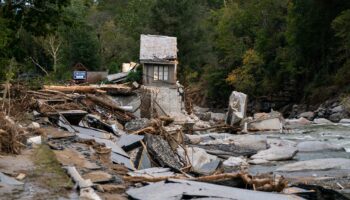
[
  {"xmin": 178, "ymin": 147, "xmax": 220, "ymax": 175},
  {"xmin": 195, "ymin": 143, "xmax": 257, "ymax": 158},
  {"xmin": 225, "ymin": 91, "xmax": 247, "ymax": 126},
  {"xmin": 144, "ymin": 134, "xmax": 182, "ymax": 171},
  {"xmin": 82, "ymin": 171, "xmax": 113, "ymax": 183},
  {"xmin": 296, "ymin": 141, "xmax": 344, "ymax": 152},
  {"xmin": 251, "ymin": 146, "xmax": 298, "ymax": 161},
  {"xmin": 126, "ymin": 179, "xmax": 304, "ymax": 200},
  {"xmin": 276, "ymin": 158, "xmax": 350, "ymax": 172},
  {"xmin": 76, "ymin": 133, "xmax": 134, "ymax": 170},
  {"xmin": 117, "ymin": 134, "xmax": 144, "ymax": 151},
  {"xmin": 133, "ymin": 147, "xmax": 152, "ymax": 170},
  {"xmin": 128, "ymin": 167, "xmax": 175, "ymax": 178}
]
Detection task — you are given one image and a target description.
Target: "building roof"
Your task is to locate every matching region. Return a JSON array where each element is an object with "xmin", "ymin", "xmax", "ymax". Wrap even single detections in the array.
[{"xmin": 140, "ymin": 34, "xmax": 177, "ymax": 62}]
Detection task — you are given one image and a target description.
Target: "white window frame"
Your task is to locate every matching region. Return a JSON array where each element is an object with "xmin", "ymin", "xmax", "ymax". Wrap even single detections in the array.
[{"xmin": 153, "ymin": 65, "xmax": 169, "ymax": 81}]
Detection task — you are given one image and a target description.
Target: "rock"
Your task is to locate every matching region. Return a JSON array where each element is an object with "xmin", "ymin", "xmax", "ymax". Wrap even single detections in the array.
[
  {"xmin": 28, "ymin": 122, "xmax": 40, "ymax": 129},
  {"xmin": 128, "ymin": 168, "xmax": 175, "ymax": 178},
  {"xmin": 210, "ymin": 112, "xmax": 226, "ymax": 122},
  {"xmin": 313, "ymin": 118, "xmax": 333, "ymax": 124},
  {"xmin": 231, "ymin": 135, "xmax": 268, "ymax": 151},
  {"xmin": 267, "ymin": 139, "xmax": 297, "ymax": 148},
  {"xmin": 196, "ymin": 112, "xmax": 211, "ymax": 121},
  {"xmin": 193, "ymin": 106, "xmax": 210, "ymax": 113},
  {"xmin": 276, "ymin": 158, "xmax": 350, "ymax": 172},
  {"xmin": 223, "ymin": 157, "xmax": 248, "ymax": 168},
  {"xmin": 186, "ymin": 134, "xmax": 202, "ymax": 144},
  {"xmin": 27, "ymin": 136, "xmax": 42, "ymax": 145},
  {"xmin": 331, "ymin": 105, "xmax": 344, "ymax": 113},
  {"xmin": 178, "ymin": 147, "xmax": 220, "ymax": 175},
  {"xmin": 298, "ymin": 111, "xmax": 315, "ymax": 120},
  {"xmin": 15, "ymin": 173, "xmax": 26, "ymax": 181},
  {"xmin": 144, "ymin": 134, "xmax": 182, "ymax": 171},
  {"xmin": 249, "ymin": 159, "xmax": 269, "ymax": 165},
  {"xmin": 99, "ymin": 184, "xmax": 125, "ymax": 193},
  {"xmin": 225, "ymin": 91, "xmax": 247, "ymax": 125},
  {"xmin": 247, "ymin": 111, "xmax": 284, "ymax": 132},
  {"xmin": 82, "ymin": 171, "xmax": 113, "ymax": 183},
  {"xmin": 339, "ymin": 119, "xmax": 350, "ymax": 124},
  {"xmin": 125, "ymin": 118, "xmax": 150, "ymax": 131},
  {"xmin": 329, "ymin": 112, "xmax": 346, "ymax": 122},
  {"xmin": 285, "ymin": 117, "xmax": 312, "ymax": 126},
  {"xmin": 297, "ymin": 141, "xmax": 344, "ymax": 152},
  {"xmin": 251, "ymin": 146, "xmax": 298, "ymax": 161}
]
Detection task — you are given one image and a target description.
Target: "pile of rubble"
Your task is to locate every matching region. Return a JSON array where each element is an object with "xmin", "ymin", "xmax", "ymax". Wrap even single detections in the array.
[{"xmin": 0, "ymin": 84, "xmax": 347, "ymax": 200}]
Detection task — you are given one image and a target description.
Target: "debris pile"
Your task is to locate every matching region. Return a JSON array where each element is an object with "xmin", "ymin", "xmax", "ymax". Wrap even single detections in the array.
[{"xmin": 1, "ymin": 84, "xmax": 348, "ymax": 200}]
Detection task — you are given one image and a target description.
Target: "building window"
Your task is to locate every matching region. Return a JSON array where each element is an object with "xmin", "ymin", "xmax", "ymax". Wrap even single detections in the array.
[{"xmin": 153, "ymin": 65, "xmax": 169, "ymax": 81}]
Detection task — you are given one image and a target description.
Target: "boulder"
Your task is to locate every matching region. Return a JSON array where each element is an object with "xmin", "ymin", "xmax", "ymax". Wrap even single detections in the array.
[
  {"xmin": 223, "ymin": 157, "xmax": 248, "ymax": 168},
  {"xmin": 186, "ymin": 134, "xmax": 202, "ymax": 144},
  {"xmin": 225, "ymin": 91, "xmax": 247, "ymax": 125},
  {"xmin": 28, "ymin": 122, "xmax": 40, "ymax": 129},
  {"xmin": 313, "ymin": 118, "xmax": 333, "ymax": 124},
  {"xmin": 285, "ymin": 117, "xmax": 312, "ymax": 126},
  {"xmin": 125, "ymin": 118, "xmax": 150, "ymax": 131},
  {"xmin": 178, "ymin": 147, "xmax": 220, "ymax": 175},
  {"xmin": 247, "ymin": 111, "xmax": 284, "ymax": 132},
  {"xmin": 331, "ymin": 105, "xmax": 344, "ymax": 113},
  {"xmin": 339, "ymin": 119, "xmax": 350, "ymax": 124},
  {"xmin": 251, "ymin": 146, "xmax": 298, "ymax": 161},
  {"xmin": 329, "ymin": 112, "xmax": 348, "ymax": 122},
  {"xmin": 276, "ymin": 158, "xmax": 350, "ymax": 172},
  {"xmin": 298, "ymin": 111, "xmax": 315, "ymax": 120},
  {"xmin": 296, "ymin": 141, "xmax": 344, "ymax": 152}
]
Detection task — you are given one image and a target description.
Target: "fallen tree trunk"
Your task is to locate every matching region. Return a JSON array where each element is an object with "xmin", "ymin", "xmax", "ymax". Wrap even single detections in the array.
[
  {"xmin": 43, "ymin": 85, "xmax": 104, "ymax": 94},
  {"xmin": 86, "ymin": 94, "xmax": 125, "ymax": 112},
  {"xmin": 86, "ymin": 94, "xmax": 135, "ymax": 122},
  {"xmin": 43, "ymin": 84, "xmax": 133, "ymax": 95}
]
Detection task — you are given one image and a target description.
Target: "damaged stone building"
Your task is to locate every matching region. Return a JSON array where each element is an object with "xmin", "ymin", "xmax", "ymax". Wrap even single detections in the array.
[{"xmin": 139, "ymin": 34, "xmax": 186, "ymax": 121}]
